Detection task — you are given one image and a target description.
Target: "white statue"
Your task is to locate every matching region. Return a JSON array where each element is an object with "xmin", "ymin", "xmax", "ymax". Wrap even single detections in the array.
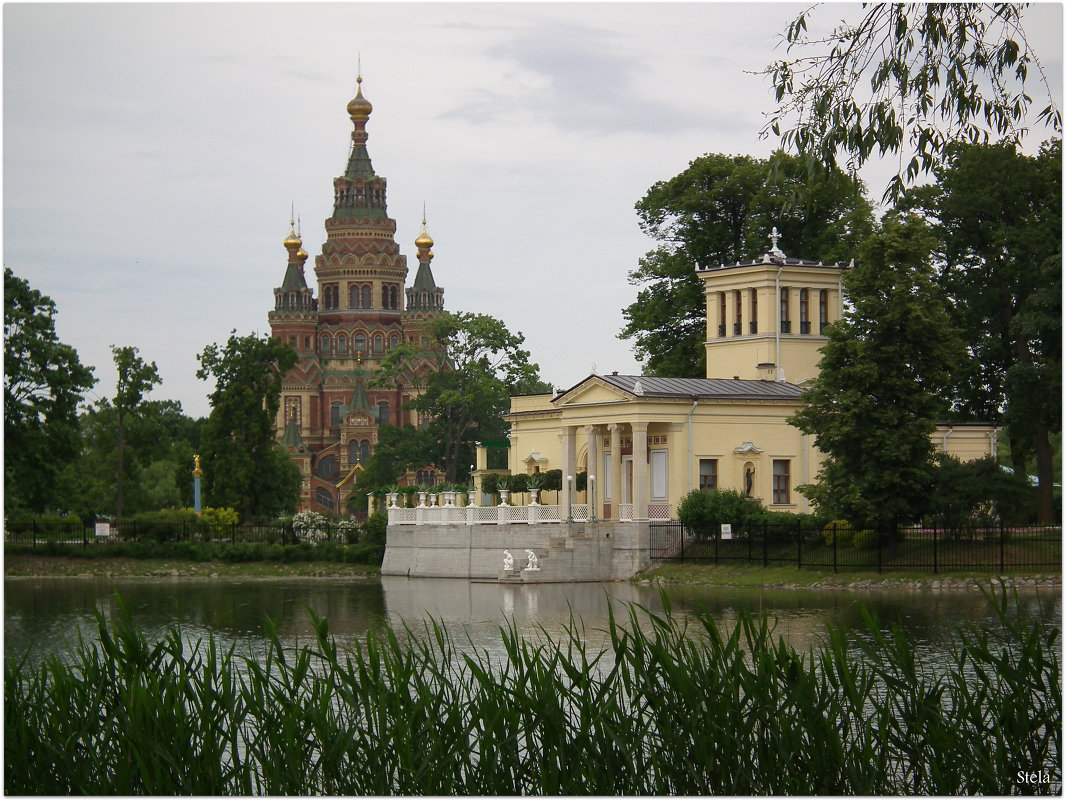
[
  {"xmin": 503, "ymin": 550, "xmax": 514, "ymax": 571},
  {"xmin": 525, "ymin": 549, "xmax": 540, "ymax": 571}
]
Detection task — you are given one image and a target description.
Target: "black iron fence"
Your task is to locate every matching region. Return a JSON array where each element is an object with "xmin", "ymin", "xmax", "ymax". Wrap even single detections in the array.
[
  {"xmin": 649, "ymin": 521, "xmax": 1062, "ymax": 574},
  {"xmin": 3, "ymin": 520, "xmax": 359, "ymax": 548}
]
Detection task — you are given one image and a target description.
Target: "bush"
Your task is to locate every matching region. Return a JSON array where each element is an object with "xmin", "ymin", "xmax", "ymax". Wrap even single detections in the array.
[
  {"xmin": 678, "ymin": 489, "xmax": 765, "ymax": 540},
  {"xmin": 822, "ymin": 520, "xmax": 854, "ymax": 548},
  {"xmin": 851, "ymin": 528, "xmax": 878, "ymax": 549},
  {"xmin": 363, "ymin": 513, "xmax": 387, "ymax": 546}
]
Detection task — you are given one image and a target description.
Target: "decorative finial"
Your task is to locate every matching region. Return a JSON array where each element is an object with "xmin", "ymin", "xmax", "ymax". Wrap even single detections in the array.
[{"xmin": 768, "ymin": 227, "xmax": 786, "ymax": 258}]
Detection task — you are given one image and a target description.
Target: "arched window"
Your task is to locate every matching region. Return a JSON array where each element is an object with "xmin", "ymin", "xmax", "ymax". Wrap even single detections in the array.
[
  {"xmin": 718, "ymin": 292, "xmax": 727, "ymax": 337},
  {"xmin": 330, "ymin": 402, "xmax": 342, "ymax": 428},
  {"xmin": 349, "ymin": 285, "xmax": 360, "ymax": 308},
  {"xmin": 316, "ymin": 454, "xmax": 338, "ymax": 478},
  {"xmin": 348, "ymin": 439, "xmax": 360, "ymax": 465},
  {"xmin": 390, "ymin": 334, "xmax": 399, "ymax": 349},
  {"xmin": 780, "ymin": 287, "xmax": 791, "ymax": 333},
  {"xmin": 750, "ymin": 290, "xmax": 758, "ymax": 334},
  {"xmin": 733, "ymin": 290, "xmax": 742, "ymax": 335},
  {"xmin": 320, "ymin": 335, "xmax": 331, "ymax": 353},
  {"xmin": 360, "ymin": 439, "xmax": 371, "ymax": 464},
  {"xmin": 373, "ymin": 334, "xmax": 383, "ymax": 352},
  {"xmin": 315, "ymin": 487, "xmax": 335, "ymax": 511},
  {"xmin": 799, "ymin": 289, "xmax": 810, "ymax": 333},
  {"xmin": 354, "ymin": 333, "xmax": 367, "ymax": 353},
  {"xmin": 377, "ymin": 401, "xmax": 390, "ymax": 426},
  {"xmin": 421, "ymin": 291, "xmax": 428, "ymax": 307},
  {"xmin": 362, "ymin": 285, "xmax": 372, "ymax": 309},
  {"xmin": 819, "ymin": 289, "xmax": 830, "ymax": 333},
  {"xmin": 390, "ymin": 286, "xmax": 399, "ymax": 309},
  {"xmin": 382, "ymin": 286, "xmax": 389, "ymax": 308},
  {"xmin": 337, "ymin": 334, "xmax": 347, "ymax": 353}
]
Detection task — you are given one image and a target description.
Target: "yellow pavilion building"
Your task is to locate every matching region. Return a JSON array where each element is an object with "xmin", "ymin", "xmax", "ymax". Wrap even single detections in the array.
[{"xmin": 501, "ymin": 231, "xmax": 997, "ymax": 521}]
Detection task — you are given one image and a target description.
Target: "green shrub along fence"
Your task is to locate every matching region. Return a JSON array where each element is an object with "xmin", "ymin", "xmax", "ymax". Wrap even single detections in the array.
[
  {"xmin": 3, "ymin": 518, "xmax": 386, "ymax": 565},
  {"xmin": 650, "ymin": 521, "xmax": 1062, "ymax": 574},
  {"xmin": 4, "ymin": 588, "xmax": 1059, "ymax": 794}
]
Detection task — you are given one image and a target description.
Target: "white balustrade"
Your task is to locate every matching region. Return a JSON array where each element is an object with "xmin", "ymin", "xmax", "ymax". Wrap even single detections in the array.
[{"xmin": 387, "ymin": 500, "xmax": 667, "ymax": 526}]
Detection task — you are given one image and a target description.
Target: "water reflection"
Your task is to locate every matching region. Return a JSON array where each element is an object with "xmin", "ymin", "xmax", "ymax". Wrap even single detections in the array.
[{"xmin": 4, "ymin": 576, "xmax": 1060, "ymax": 669}]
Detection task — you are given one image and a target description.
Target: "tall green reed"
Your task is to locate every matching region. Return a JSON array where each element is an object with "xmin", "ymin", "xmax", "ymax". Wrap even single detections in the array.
[{"xmin": 5, "ymin": 584, "xmax": 1059, "ymax": 795}]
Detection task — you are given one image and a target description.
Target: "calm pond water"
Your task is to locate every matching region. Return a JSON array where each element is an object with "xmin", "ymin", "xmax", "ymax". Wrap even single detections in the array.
[{"xmin": 5, "ymin": 576, "xmax": 1061, "ymax": 670}]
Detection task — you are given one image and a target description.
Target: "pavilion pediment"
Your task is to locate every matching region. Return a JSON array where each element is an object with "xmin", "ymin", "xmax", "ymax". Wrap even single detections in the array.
[{"xmin": 556, "ymin": 377, "xmax": 630, "ymax": 406}]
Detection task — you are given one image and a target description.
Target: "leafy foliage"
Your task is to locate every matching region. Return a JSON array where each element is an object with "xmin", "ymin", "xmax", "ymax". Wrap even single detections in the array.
[
  {"xmin": 902, "ymin": 139, "xmax": 1061, "ymax": 521},
  {"xmin": 677, "ymin": 489, "xmax": 766, "ymax": 539},
  {"xmin": 197, "ymin": 332, "xmax": 301, "ymax": 522},
  {"xmin": 789, "ymin": 214, "xmax": 962, "ymax": 535},
  {"xmin": 4, "ymin": 268, "xmax": 96, "ymax": 512},
  {"xmin": 621, "ymin": 151, "xmax": 873, "ymax": 376},
  {"xmin": 375, "ymin": 312, "xmax": 547, "ymax": 484},
  {"xmin": 763, "ymin": 3, "xmax": 1061, "ymax": 201}
]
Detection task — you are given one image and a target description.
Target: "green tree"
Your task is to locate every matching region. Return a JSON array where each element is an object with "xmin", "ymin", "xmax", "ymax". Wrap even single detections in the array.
[
  {"xmin": 108, "ymin": 345, "xmax": 161, "ymax": 522},
  {"xmin": 375, "ymin": 312, "xmax": 546, "ymax": 484},
  {"xmin": 902, "ymin": 140, "xmax": 1061, "ymax": 522},
  {"xmin": 620, "ymin": 151, "xmax": 873, "ymax": 377},
  {"xmin": 763, "ymin": 3, "xmax": 1061, "ymax": 201},
  {"xmin": 347, "ymin": 424, "xmax": 437, "ymax": 508},
  {"xmin": 196, "ymin": 331, "xmax": 301, "ymax": 522},
  {"xmin": 4, "ymin": 268, "xmax": 96, "ymax": 512},
  {"xmin": 789, "ymin": 214, "xmax": 961, "ymax": 538}
]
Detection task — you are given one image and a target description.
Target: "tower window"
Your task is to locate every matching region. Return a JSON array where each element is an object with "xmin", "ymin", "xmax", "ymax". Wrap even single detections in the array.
[
  {"xmin": 337, "ymin": 334, "xmax": 347, "ymax": 353},
  {"xmin": 717, "ymin": 292, "xmax": 726, "ymax": 337},
  {"xmin": 377, "ymin": 401, "xmax": 390, "ymax": 426},
  {"xmin": 780, "ymin": 288, "xmax": 791, "ymax": 333},
  {"xmin": 354, "ymin": 333, "xmax": 367, "ymax": 353},
  {"xmin": 373, "ymin": 334, "xmax": 383, "ymax": 352},
  {"xmin": 819, "ymin": 289, "xmax": 830, "ymax": 333},
  {"xmin": 799, "ymin": 289, "xmax": 810, "ymax": 334},
  {"xmin": 750, "ymin": 290, "xmax": 758, "ymax": 334},
  {"xmin": 733, "ymin": 290, "xmax": 742, "ymax": 336},
  {"xmin": 330, "ymin": 402, "xmax": 342, "ymax": 428}
]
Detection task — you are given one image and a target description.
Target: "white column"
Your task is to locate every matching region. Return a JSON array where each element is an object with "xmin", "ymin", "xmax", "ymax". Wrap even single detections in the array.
[
  {"xmin": 631, "ymin": 421, "xmax": 649, "ymax": 521},
  {"xmin": 561, "ymin": 426, "xmax": 576, "ymax": 520},
  {"xmin": 609, "ymin": 423, "xmax": 622, "ymax": 521},
  {"xmin": 585, "ymin": 424, "xmax": 599, "ymax": 518}
]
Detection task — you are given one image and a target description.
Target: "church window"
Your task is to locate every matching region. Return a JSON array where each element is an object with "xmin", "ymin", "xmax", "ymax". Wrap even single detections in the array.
[
  {"xmin": 799, "ymin": 289, "xmax": 810, "ymax": 334},
  {"xmin": 382, "ymin": 286, "xmax": 389, "ymax": 308},
  {"xmin": 717, "ymin": 293, "xmax": 726, "ymax": 337},
  {"xmin": 315, "ymin": 487, "xmax": 335, "ymax": 511},
  {"xmin": 337, "ymin": 334, "xmax": 347, "ymax": 353},
  {"xmin": 750, "ymin": 291, "xmax": 758, "ymax": 334},
  {"xmin": 391, "ymin": 286, "xmax": 399, "ymax": 309},
  {"xmin": 699, "ymin": 459, "xmax": 718, "ymax": 490},
  {"xmin": 349, "ymin": 285, "xmax": 359, "ymax": 308},
  {"xmin": 348, "ymin": 439, "xmax": 359, "ymax": 465},
  {"xmin": 772, "ymin": 460, "xmax": 791, "ymax": 505},
  {"xmin": 316, "ymin": 454, "xmax": 338, "ymax": 479},
  {"xmin": 354, "ymin": 333, "xmax": 367, "ymax": 353},
  {"xmin": 360, "ymin": 439, "xmax": 371, "ymax": 464},
  {"xmin": 780, "ymin": 288, "xmax": 791, "ymax": 333},
  {"xmin": 819, "ymin": 290, "xmax": 830, "ymax": 333},
  {"xmin": 390, "ymin": 334, "xmax": 399, "ymax": 349},
  {"xmin": 374, "ymin": 334, "xmax": 383, "ymax": 352},
  {"xmin": 421, "ymin": 290, "xmax": 428, "ymax": 307},
  {"xmin": 320, "ymin": 335, "xmax": 332, "ymax": 353},
  {"xmin": 330, "ymin": 402, "xmax": 342, "ymax": 428},
  {"xmin": 733, "ymin": 290, "xmax": 743, "ymax": 335},
  {"xmin": 417, "ymin": 470, "xmax": 437, "ymax": 486},
  {"xmin": 377, "ymin": 401, "xmax": 390, "ymax": 426},
  {"xmin": 304, "ymin": 336, "xmax": 311, "ymax": 350}
]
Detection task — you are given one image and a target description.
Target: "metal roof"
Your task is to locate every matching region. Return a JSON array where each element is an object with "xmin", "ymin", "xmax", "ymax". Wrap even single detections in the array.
[{"xmin": 565, "ymin": 374, "xmax": 805, "ymax": 402}]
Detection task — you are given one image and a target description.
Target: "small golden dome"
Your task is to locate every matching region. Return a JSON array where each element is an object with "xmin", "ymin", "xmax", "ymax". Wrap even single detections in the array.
[
  {"xmin": 347, "ymin": 75, "xmax": 373, "ymax": 121},
  {"xmin": 284, "ymin": 223, "xmax": 301, "ymax": 250},
  {"xmin": 297, "ymin": 248, "xmax": 308, "ymax": 261},
  {"xmin": 415, "ymin": 220, "xmax": 434, "ymax": 249}
]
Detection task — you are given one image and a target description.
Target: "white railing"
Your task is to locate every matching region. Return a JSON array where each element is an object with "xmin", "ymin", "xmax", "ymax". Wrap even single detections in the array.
[{"xmin": 386, "ymin": 501, "xmax": 672, "ymax": 526}]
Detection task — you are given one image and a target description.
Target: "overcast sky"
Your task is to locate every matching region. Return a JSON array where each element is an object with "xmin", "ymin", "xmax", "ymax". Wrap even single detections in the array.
[{"xmin": 5, "ymin": 2, "xmax": 1062, "ymax": 419}]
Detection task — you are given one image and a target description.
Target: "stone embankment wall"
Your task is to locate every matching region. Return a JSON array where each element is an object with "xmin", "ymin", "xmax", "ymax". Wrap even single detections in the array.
[{"xmin": 381, "ymin": 522, "xmax": 652, "ymax": 582}]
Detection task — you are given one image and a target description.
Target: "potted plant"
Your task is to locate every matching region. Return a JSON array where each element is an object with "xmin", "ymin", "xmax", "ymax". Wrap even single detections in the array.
[
  {"xmin": 526, "ymin": 473, "xmax": 546, "ymax": 505},
  {"xmin": 496, "ymin": 475, "xmax": 512, "ymax": 506}
]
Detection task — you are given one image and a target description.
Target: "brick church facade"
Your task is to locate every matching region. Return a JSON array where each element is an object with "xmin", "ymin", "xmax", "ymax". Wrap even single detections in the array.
[{"xmin": 268, "ymin": 76, "xmax": 445, "ymax": 514}]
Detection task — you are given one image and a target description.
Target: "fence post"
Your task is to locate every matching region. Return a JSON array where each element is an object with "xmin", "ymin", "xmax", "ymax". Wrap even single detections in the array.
[
  {"xmin": 680, "ymin": 524, "xmax": 685, "ymax": 563},
  {"xmin": 796, "ymin": 520, "xmax": 802, "ymax": 570},
  {"xmin": 933, "ymin": 527, "xmax": 938, "ymax": 575},
  {"xmin": 762, "ymin": 520, "xmax": 769, "ymax": 567}
]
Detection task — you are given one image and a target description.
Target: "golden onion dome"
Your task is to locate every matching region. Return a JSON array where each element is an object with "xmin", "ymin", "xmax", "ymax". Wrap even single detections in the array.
[
  {"xmin": 284, "ymin": 223, "xmax": 301, "ymax": 250},
  {"xmin": 347, "ymin": 75, "xmax": 373, "ymax": 121},
  {"xmin": 296, "ymin": 248, "xmax": 308, "ymax": 261},
  {"xmin": 415, "ymin": 221, "xmax": 434, "ymax": 249}
]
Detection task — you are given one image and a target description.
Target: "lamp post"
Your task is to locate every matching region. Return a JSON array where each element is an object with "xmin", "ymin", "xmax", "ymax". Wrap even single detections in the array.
[
  {"xmin": 588, "ymin": 474, "xmax": 597, "ymax": 522},
  {"xmin": 192, "ymin": 455, "xmax": 202, "ymax": 515},
  {"xmin": 566, "ymin": 475, "xmax": 573, "ymax": 523}
]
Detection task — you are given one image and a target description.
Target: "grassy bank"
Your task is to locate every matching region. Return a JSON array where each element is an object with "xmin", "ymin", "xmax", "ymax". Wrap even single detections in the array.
[
  {"xmin": 3, "ymin": 554, "xmax": 378, "ymax": 579},
  {"xmin": 637, "ymin": 562, "xmax": 1063, "ymax": 591},
  {"xmin": 5, "ymin": 587, "xmax": 1059, "ymax": 795}
]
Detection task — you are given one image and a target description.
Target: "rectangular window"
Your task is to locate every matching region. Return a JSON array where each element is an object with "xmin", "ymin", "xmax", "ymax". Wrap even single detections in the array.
[
  {"xmin": 699, "ymin": 459, "xmax": 718, "ymax": 490},
  {"xmin": 330, "ymin": 401, "xmax": 342, "ymax": 428},
  {"xmin": 603, "ymin": 455, "xmax": 612, "ymax": 500},
  {"xmin": 780, "ymin": 287, "xmax": 791, "ymax": 333},
  {"xmin": 772, "ymin": 460, "xmax": 790, "ymax": 505},
  {"xmin": 651, "ymin": 450, "xmax": 668, "ymax": 500}
]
